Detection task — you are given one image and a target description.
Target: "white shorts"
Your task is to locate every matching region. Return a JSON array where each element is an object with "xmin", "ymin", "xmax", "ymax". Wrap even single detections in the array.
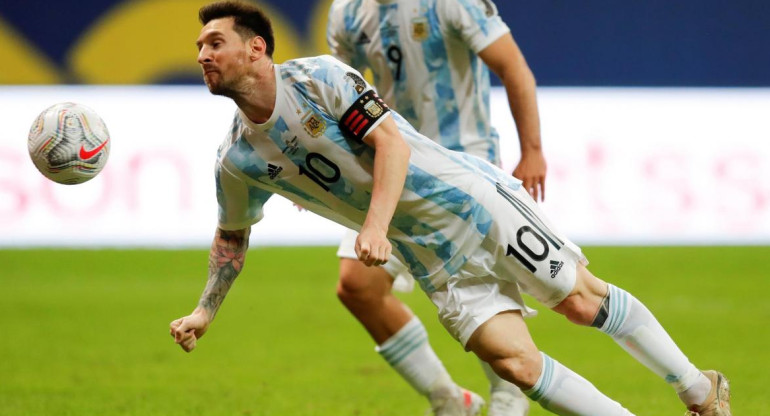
[
  {"xmin": 430, "ymin": 183, "xmax": 587, "ymax": 348},
  {"xmin": 336, "ymin": 228, "xmax": 415, "ymax": 292}
]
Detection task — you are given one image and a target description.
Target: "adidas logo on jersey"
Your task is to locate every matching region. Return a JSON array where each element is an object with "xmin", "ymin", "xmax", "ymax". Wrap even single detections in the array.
[
  {"xmin": 267, "ymin": 163, "xmax": 283, "ymax": 180},
  {"xmin": 550, "ymin": 260, "xmax": 564, "ymax": 279},
  {"xmin": 356, "ymin": 32, "xmax": 371, "ymax": 44}
]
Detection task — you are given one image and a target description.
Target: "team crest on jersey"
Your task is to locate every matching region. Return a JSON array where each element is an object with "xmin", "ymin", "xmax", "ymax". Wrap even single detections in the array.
[
  {"xmin": 345, "ymin": 72, "xmax": 367, "ymax": 94},
  {"xmin": 302, "ymin": 112, "xmax": 326, "ymax": 138},
  {"xmin": 411, "ymin": 17, "xmax": 429, "ymax": 41}
]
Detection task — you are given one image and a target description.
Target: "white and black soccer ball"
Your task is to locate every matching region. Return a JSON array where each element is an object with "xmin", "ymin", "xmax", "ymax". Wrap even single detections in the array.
[{"xmin": 28, "ymin": 102, "xmax": 111, "ymax": 185}]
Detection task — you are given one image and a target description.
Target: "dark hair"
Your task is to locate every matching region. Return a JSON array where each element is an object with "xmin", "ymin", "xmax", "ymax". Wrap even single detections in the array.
[{"xmin": 199, "ymin": 1, "xmax": 275, "ymax": 57}]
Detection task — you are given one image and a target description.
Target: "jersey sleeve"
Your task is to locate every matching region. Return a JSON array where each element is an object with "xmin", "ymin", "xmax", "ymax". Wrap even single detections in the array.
[
  {"xmin": 327, "ymin": 1, "xmax": 356, "ymax": 67},
  {"xmin": 215, "ymin": 161, "xmax": 274, "ymax": 230},
  {"xmin": 438, "ymin": 0, "xmax": 510, "ymax": 53},
  {"xmin": 316, "ymin": 56, "xmax": 391, "ymax": 143}
]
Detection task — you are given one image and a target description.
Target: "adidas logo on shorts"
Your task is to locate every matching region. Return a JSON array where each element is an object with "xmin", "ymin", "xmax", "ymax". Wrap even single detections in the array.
[
  {"xmin": 267, "ymin": 163, "xmax": 283, "ymax": 180},
  {"xmin": 550, "ymin": 260, "xmax": 564, "ymax": 279},
  {"xmin": 356, "ymin": 32, "xmax": 371, "ymax": 45}
]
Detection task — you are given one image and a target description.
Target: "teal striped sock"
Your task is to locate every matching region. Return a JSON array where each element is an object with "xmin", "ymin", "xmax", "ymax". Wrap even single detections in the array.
[
  {"xmin": 377, "ymin": 317, "xmax": 427, "ymax": 366},
  {"xmin": 598, "ymin": 284, "xmax": 704, "ymax": 394},
  {"xmin": 376, "ymin": 317, "xmax": 451, "ymax": 396},
  {"xmin": 524, "ymin": 352, "xmax": 633, "ymax": 415},
  {"xmin": 598, "ymin": 284, "xmax": 631, "ymax": 337},
  {"xmin": 523, "ymin": 352, "xmax": 554, "ymax": 401}
]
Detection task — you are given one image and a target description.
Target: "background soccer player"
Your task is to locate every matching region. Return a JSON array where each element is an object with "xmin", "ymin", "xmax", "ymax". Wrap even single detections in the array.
[
  {"xmin": 326, "ymin": 0, "xmax": 544, "ymax": 414},
  {"xmin": 171, "ymin": 3, "xmax": 730, "ymax": 415}
]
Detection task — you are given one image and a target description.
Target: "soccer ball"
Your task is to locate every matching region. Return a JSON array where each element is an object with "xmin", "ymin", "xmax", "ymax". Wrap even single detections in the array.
[{"xmin": 28, "ymin": 102, "xmax": 111, "ymax": 185}]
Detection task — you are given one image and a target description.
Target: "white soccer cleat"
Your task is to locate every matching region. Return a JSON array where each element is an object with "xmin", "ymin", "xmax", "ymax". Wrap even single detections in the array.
[
  {"xmin": 488, "ymin": 389, "xmax": 530, "ymax": 416},
  {"xmin": 429, "ymin": 385, "xmax": 485, "ymax": 416}
]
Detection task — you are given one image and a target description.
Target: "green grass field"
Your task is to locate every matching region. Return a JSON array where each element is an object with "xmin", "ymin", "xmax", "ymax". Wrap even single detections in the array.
[{"xmin": 1, "ymin": 246, "xmax": 767, "ymax": 415}]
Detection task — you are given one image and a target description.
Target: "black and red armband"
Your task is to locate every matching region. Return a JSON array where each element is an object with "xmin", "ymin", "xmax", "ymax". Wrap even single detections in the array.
[{"xmin": 339, "ymin": 90, "xmax": 390, "ymax": 142}]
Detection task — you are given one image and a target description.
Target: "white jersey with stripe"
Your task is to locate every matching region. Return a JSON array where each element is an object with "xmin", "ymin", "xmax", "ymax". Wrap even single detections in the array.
[
  {"xmin": 215, "ymin": 56, "xmax": 522, "ymax": 293},
  {"xmin": 328, "ymin": 0, "xmax": 509, "ymax": 165}
]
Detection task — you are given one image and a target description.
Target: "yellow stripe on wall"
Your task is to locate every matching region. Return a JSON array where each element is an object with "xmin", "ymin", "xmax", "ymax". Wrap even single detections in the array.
[
  {"xmin": 0, "ymin": 16, "xmax": 62, "ymax": 84},
  {"xmin": 69, "ymin": 0, "xmax": 306, "ymax": 84}
]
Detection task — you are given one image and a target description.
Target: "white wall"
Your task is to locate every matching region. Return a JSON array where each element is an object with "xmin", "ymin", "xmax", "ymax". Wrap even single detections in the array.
[{"xmin": 1, "ymin": 86, "xmax": 768, "ymax": 247}]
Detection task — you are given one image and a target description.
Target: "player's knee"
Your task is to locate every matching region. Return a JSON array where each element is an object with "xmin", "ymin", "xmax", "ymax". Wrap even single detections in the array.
[
  {"xmin": 336, "ymin": 259, "xmax": 387, "ymax": 309},
  {"xmin": 553, "ymin": 293, "xmax": 597, "ymax": 325},
  {"xmin": 552, "ymin": 266, "xmax": 608, "ymax": 326},
  {"xmin": 486, "ymin": 351, "xmax": 542, "ymax": 389},
  {"xmin": 336, "ymin": 269, "xmax": 365, "ymax": 306}
]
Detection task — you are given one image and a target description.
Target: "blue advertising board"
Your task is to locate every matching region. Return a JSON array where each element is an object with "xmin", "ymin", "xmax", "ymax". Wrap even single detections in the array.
[{"xmin": 1, "ymin": 0, "xmax": 768, "ymax": 85}]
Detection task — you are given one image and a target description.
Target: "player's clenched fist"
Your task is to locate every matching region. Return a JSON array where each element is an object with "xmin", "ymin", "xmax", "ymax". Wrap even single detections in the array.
[
  {"xmin": 355, "ymin": 225, "xmax": 391, "ymax": 267},
  {"xmin": 169, "ymin": 308, "xmax": 211, "ymax": 352}
]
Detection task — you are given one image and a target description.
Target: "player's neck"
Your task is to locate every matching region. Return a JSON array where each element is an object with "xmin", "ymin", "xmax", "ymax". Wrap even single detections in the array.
[{"xmin": 234, "ymin": 61, "xmax": 276, "ymax": 125}]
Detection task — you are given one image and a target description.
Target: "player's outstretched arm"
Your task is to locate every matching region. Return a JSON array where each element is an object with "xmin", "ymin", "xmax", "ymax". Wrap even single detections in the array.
[
  {"xmin": 169, "ymin": 226, "xmax": 251, "ymax": 352},
  {"xmin": 479, "ymin": 33, "xmax": 547, "ymax": 201},
  {"xmin": 357, "ymin": 116, "xmax": 410, "ymax": 267}
]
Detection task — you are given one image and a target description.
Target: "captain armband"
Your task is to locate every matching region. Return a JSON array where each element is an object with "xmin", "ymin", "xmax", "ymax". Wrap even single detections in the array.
[{"xmin": 339, "ymin": 90, "xmax": 390, "ymax": 142}]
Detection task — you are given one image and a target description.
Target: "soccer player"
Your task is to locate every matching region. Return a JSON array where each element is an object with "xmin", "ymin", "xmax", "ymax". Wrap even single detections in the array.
[
  {"xmin": 326, "ymin": 0, "xmax": 543, "ymax": 414},
  {"xmin": 170, "ymin": 3, "xmax": 731, "ymax": 416}
]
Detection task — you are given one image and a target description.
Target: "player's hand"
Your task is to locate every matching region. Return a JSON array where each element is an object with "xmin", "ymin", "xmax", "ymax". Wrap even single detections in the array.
[
  {"xmin": 169, "ymin": 308, "xmax": 211, "ymax": 353},
  {"xmin": 513, "ymin": 151, "xmax": 547, "ymax": 202},
  {"xmin": 355, "ymin": 224, "xmax": 391, "ymax": 267}
]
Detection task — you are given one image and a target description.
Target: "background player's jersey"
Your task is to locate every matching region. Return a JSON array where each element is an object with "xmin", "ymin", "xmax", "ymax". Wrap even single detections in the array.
[
  {"xmin": 216, "ymin": 56, "xmax": 521, "ymax": 292},
  {"xmin": 327, "ymin": 0, "xmax": 509, "ymax": 165}
]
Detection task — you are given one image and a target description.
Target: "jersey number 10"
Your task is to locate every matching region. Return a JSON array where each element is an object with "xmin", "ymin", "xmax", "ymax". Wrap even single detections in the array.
[{"xmin": 298, "ymin": 152, "xmax": 341, "ymax": 191}]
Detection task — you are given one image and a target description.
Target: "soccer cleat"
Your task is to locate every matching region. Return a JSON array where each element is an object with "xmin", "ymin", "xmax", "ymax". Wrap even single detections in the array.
[
  {"xmin": 428, "ymin": 385, "xmax": 485, "ymax": 416},
  {"xmin": 488, "ymin": 389, "xmax": 530, "ymax": 416},
  {"xmin": 684, "ymin": 370, "xmax": 731, "ymax": 416}
]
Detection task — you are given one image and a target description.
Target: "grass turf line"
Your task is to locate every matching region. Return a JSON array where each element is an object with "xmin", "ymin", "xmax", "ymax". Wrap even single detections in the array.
[{"xmin": 0, "ymin": 246, "xmax": 767, "ymax": 415}]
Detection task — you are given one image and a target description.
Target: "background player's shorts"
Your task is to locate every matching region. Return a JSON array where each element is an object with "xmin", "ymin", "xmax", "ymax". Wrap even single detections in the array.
[
  {"xmin": 337, "ymin": 228, "xmax": 415, "ymax": 292},
  {"xmin": 430, "ymin": 183, "xmax": 588, "ymax": 348}
]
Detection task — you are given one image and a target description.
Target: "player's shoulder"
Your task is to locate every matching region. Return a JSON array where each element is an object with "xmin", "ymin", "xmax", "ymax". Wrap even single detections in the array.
[
  {"xmin": 437, "ymin": 0, "xmax": 499, "ymax": 15},
  {"xmin": 280, "ymin": 55, "xmax": 346, "ymax": 72},
  {"xmin": 280, "ymin": 55, "xmax": 358, "ymax": 85},
  {"xmin": 330, "ymin": 0, "xmax": 366, "ymax": 11},
  {"xmin": 329, "ymin": 0, "xmax": 372, "ymax": 21}
]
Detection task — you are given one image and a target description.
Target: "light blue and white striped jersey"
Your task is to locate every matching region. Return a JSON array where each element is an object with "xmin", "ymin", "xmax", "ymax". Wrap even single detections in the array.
[
  {"xmin": 215, "ymin": 56, "xmax": 521, "ymax": 292},
  {"xmin": 327, "ymin": 0, "xmax": 509, "ymax": 165}
]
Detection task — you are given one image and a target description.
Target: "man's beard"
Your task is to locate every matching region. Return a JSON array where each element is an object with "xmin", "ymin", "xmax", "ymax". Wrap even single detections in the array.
[
  {"xmin": 204, "ymin": 72, "xmax": 238, "ymax": 98},
  {"xmin": 206, "ymin": 80, "xmax": 237, "ymax": 99}
]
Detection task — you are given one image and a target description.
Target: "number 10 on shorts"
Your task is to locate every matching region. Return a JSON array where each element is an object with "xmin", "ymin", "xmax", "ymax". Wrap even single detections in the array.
[{"xmin": 497, "ymin": 182, "xmax": 565, "ymax": 277}]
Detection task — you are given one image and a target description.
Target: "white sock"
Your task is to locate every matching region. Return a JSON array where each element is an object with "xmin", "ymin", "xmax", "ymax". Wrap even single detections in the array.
[
  {"xmin": 376, "ymin": 316, "xmax": 453, "ymax": 396},
  {"xmin": 599, "ymin": 284, "xmax": 711, "ymax": 406},
  {"xmin": 523, "ymin": 352, "xmax": 633, "ymax": 415}
]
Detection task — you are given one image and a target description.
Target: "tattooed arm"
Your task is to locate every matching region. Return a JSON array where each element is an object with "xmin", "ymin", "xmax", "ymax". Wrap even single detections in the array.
[
  {"xmin": 169, "ymin": 227, "xmax": 251, "ymax": 352},
  {"xmin": 199, "ymin": 227, "xmax": 251, "ymax": 317}
]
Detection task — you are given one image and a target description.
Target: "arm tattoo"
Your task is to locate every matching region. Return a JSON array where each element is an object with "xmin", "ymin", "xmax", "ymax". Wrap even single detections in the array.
[{"xmin": 198, "ymin": 227, "xmax": 251, "ymax": 319}]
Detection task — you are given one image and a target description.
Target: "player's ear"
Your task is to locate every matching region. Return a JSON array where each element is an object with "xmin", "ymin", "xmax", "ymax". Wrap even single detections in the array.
[{"xmin": 249, "ymin": 36, "xmax": 267, "ymax": 61}]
